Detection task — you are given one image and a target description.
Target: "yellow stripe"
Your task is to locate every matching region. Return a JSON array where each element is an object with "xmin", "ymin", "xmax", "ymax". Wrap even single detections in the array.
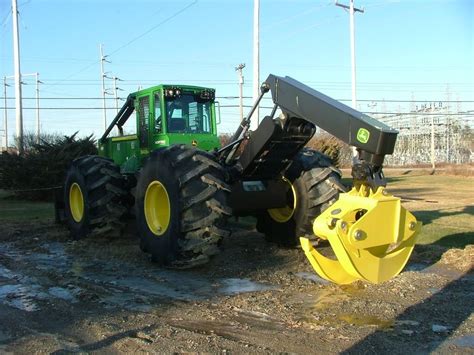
[{"xmin": 111, "ymin": 134, "xmax": 138, "ymax": 142}]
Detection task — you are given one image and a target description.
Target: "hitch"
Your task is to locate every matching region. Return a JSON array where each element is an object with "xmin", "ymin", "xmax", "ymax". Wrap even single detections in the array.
[{"xmin": 300, "ymin": 185, "xmax": 421, "ymax": 284}]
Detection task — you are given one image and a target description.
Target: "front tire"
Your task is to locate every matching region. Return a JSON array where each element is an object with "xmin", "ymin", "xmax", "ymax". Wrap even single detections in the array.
[
  {"xmin": 256, "ymin": 148, "xmax": 346, "ymax": 247},
  {"xmin": 136, "ymin": 145, "xmax": 230, "ymax": 267}
]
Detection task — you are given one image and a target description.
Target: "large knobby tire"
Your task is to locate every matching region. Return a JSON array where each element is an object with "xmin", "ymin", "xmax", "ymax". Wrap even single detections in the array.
[
  {"xmin": 256, "ymin": 148, "xmax": 347, "ymax": 247},
  {"xmin": 136, "ymin": 145, "xmax": 231, "ymax": 267},
  {"xmin": 64, "ymin": 155, "xmax": 128, "ymax": 239}
]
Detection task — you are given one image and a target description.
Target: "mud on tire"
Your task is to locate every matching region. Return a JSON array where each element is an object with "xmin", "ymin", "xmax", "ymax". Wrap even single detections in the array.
[
  {"xmin": 256, "ymin": 148, "xmax": 347, "ymax": 247},
  {"xmin": 64, "ymin": 155, "xmax": 128, "ymax": 239},
  {"xmin": 136, "ymin": 145, "xmax": 231, "ymax": 267}
]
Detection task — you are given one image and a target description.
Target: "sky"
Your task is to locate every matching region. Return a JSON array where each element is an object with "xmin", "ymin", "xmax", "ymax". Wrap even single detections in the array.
[{"xmin": 0, "ymin": 0, "xmax": 473, "ymax": 142}]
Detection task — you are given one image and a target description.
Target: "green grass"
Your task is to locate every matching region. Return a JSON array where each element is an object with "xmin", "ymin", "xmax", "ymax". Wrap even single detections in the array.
[
  {"xmin": 0, "ymin": 190, "xmax": 54, "ymax": 222},
  {"xmin": 384, "ymin": 172, "xmax": 473, "ymax": 249}
]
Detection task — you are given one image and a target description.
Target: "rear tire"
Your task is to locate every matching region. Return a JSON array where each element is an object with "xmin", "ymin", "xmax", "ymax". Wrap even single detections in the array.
[
  {"xmin": 256, "ymin": 148, "xmax": 346, "ymax": 247},
  {"xmin": 64, "ymin": 155, "xmax": 128, "ymax": 239},
  {"xmin": 136, "ymin": 145, "xmax": 230, "ymax": 267}
]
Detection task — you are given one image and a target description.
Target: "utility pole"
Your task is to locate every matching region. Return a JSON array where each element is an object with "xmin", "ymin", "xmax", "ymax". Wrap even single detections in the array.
[
  {"xmin": 336, "ymin": 0, "xmax": 364, "ymax": 109},
  {"xmin": 3, "ymin": 77, "xmax": 9, "ymax": 151},
  {"xmin": 430, "ymin": 114, "xmax": 435, "ymax": 173},
  {"xmin": 35, "ymin": 73, "xmax": 42, "ymax": 144},
  {"xmin": 252, "ymin": 0, "xmax": 260, "ymax": 130},
  {"xmin": 12, "ymin": 0, "xmax": 23, "ymax": 154},
  {"xmin": 445, "ymin": 85, "xmax": 451, "ymax": 162},
  {"xmin": 6, "ymin": 73, "xmax": 41, "ymax": 145},
  {"xmin": 100, "ymin": 44, "xmax": 110, "ymax": 131},
  {"xmin": 112, "ymin": 76, "xmax": 123, "ymax": 114},
  {"xmin": 335, "ymin": 0, "xmax": 364, "ymax": 161},
  {"xmin": 112, "ymin": 76, "xmax": 123, "ymax": 135},
  {"xmin": 235, "ymin": 63, "xmax": 246, "ymax": 122}
]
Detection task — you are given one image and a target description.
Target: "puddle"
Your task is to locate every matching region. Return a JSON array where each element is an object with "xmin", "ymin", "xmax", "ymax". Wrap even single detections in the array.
[
  {"xmin": 294, "ymin": 286, "xmax": 357, "ymax": 314},
  {"xmin": 48, "ymin": 287, "xmax": 78, "ymax": 302},
  {"xmin": 428, "ymin": 287, "xmax": 441, "ymax": 294},
  {"xmin": 0, "ymin": 261, "xmax": 46, "ymax": 312},
  {"xmin": 295, "ymin": 272, "xmax": 330, "ymax": 284},
  {"xmin": 338, "ymin": 314, "xmax": 394, "ymax": 329},
  {"xmin": 0, "ymin": 241, "xmax": 279, "ymax": 312},
  {"xmin": 296, "ymin": 299, "xmax": 394, "ymax": 330},
  {"xmin": 97, "ymin": 277, "xmax": 277, "ymax": 313},
  {"xmin": 231, "ymin": 308, "xmax": 287, "ymax": 331},
  {"xmin": 405, "ymin": 263, "xmax": 430, "ymax": 272},
  {"xmin": 219, "ymin": 278, "xmax": 277, "ymax": 295},
  {"xmin": 88, "ymin": 272, "xmax": 215, "ymax": 301},
  {"xmin": 0, "ymin": 284, "xmax": 42, "ymax": 312},
  {"xmin": 311, "ymin": 289, "xmax": 350, "ymax": 310},
  {"xmin": 395, "ymin": 319, "xmax": 420, "ymax": 327}
]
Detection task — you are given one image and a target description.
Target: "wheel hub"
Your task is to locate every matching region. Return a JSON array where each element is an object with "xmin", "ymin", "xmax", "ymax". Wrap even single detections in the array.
[
  {"xmin": 69, "ymin": 183, "xmax": 84, "ymax": 223},
  {"xmin": 268, "ymin": 177, "xmax": 296, "ymax": 223},
  {"xmin": 144, "ymin": 180, "xmax": 171, "ymax": 236}
]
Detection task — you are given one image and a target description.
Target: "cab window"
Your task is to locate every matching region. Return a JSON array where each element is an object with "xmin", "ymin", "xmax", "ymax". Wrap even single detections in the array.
[{"xmin": 166, "ymin": 93, "xmax": 211, "ymax": 133}]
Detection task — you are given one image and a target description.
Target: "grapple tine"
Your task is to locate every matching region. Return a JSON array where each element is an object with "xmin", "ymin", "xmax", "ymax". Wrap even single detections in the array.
[{"xmin": 300, "ymin": 237, "xmax": 359, "ymax": 284}]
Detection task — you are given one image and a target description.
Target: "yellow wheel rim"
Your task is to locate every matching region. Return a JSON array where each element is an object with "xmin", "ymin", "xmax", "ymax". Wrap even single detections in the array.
[
  {"xmin": 268, "ymin": 177, "xmax": 297, "ymax": 223},
  {"xmin": 144, "ymin": 180, "xmax": 171, "ymax": 236},
  {"xmin": 69, "ymin": 183, "xmax": 84, "ymax": 223}
]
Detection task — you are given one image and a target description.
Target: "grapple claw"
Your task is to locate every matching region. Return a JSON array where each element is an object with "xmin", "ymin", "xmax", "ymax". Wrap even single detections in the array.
[{"xmin": 300, "ymin": 186, "xmax": 421, "ymax": 284}]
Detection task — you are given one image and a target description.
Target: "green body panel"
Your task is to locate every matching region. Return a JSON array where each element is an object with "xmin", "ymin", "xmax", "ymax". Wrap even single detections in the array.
[{"xmin": 98, "ymin": 84, "xmax": 220, "ymax": 174}]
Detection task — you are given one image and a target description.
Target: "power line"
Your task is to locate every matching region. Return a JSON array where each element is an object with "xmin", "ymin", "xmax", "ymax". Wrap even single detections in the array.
[
  {"xmin": 108, "ymin": 0, "xmax": 197, "ymax": 56},
  {"xmin": 0, "ymin": 8, "xmax": 11, "ymax": 27},
  {"xmin": 5, "ymin": 102, "xmax": 473, "ymax": 116},
  {"xmin": 35, "ymin": 77, "xmax": 474, "ymax": 86},
  {"xmin": 2, "ymin": 97, "xmax": 474, "ymax": 104},
  {"xmin": 45, "ymin": 2, "xmax": 198, "ymax": 89}
]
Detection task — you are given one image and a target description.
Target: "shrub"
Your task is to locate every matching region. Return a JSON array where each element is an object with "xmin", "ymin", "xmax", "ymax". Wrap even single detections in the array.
[
  {"xmin": 218, "ymin": 133, "xmax": 233, "ymax": 147},
  {"xmin": 0, "ymin": 132, "xmax": 97, "ymax": 200},
  {"xmin": 306, "ymin": 133, "xmax": 351, "ymax": 168}
]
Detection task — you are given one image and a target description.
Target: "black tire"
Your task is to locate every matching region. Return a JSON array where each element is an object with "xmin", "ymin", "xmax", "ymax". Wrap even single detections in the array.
[
  {"xmin": 64, "ymin": 155, "xmax": 128, "ymax": 239},
  {"xmin": 136, "ymin": 145, "xmax": 231, "ymax": 267},
  {"xmin": 256, "ymin": 148, "xmax": 347, "ymax": 247}
]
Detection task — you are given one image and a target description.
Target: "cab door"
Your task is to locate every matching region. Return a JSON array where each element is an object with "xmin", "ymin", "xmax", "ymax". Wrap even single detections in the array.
[
  {"xmin": 152, "ymin": 90, "xmax": 164, "ymax": 135},
  {"xmin": 136, "ymin": 94, "xmax": 151, "ymax": 149}
]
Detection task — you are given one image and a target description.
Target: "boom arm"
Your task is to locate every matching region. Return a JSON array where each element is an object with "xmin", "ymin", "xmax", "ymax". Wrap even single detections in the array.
[
  {"xmin": 222, "ymin": 74, "xmax": 398, "ymax": 185},
  {"xmin": 265, "ymin": 74, "xmax": 398, "ymax": 167},
  {"xmin": 99, "ymin": 94, "xmax": 136, "ymax": 143}
]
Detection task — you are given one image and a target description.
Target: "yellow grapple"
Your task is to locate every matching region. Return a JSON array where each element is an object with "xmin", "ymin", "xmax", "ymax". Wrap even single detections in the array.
[{"xmin": 300, "ymin": 185, "xmax": 421, "ymax": 284}]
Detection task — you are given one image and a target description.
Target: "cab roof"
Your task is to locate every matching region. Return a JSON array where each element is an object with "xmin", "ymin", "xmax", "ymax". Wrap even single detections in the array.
[{"xmin": 132, "ymin": 84, "xmax": 215, "ymax": 97}]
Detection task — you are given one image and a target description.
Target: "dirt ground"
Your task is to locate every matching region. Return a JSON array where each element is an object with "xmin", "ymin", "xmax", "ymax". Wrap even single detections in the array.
[{"xmin": 0, "ymin": 174, "xmax": 473, "ymax": 354}]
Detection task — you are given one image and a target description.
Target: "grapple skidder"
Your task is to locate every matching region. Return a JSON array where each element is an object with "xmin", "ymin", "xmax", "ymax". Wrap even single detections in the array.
[{"xmin": 58, "ymin": 74, "xmax": 420, "ymax": 284}]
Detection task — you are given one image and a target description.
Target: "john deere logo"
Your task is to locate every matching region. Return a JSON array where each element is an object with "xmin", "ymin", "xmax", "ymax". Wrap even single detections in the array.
[
  {"xmin": 191, "ymin": 140, "xmax": 198, "ymax": 146},
  {"xmin": 356, "ymin": 128, "xmax": 370, "ymax": 144}
]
